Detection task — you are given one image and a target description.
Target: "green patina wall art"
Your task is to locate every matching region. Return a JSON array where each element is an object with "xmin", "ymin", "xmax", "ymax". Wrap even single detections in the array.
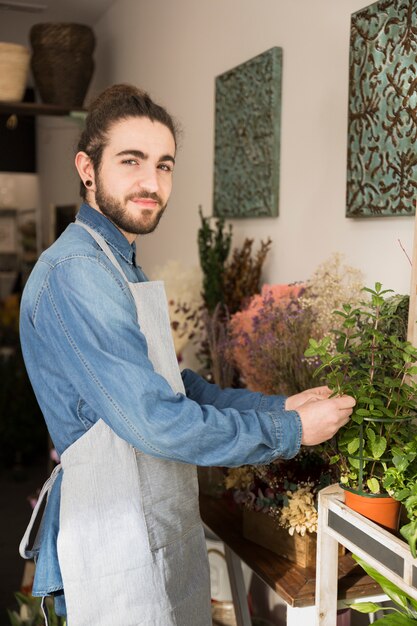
[
  {"xmin": 347, "ymin": 0, "xmax": 417, "ymax": 218},
  {"xmin": 213, "ymin": 47, "xmax": 282, "ymax": 219}
]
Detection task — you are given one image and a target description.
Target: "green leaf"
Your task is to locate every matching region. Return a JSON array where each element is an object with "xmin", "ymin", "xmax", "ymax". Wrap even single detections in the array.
[
  {"xmin": 401, "ymin": 521, "xmax": 417, "ymax": 558},
  {"xmin": 371, "ymin": 436, "xmax": 387, "ymax": 459},
  {"xmin": 350, "ymin": 601, "xmax": 383, "ymax": 613},
  {"xmin": 403, "ymin": 495, "xmax": 417, "ymax": 511},
  {"xmin": 367, "ymin": 429, "xmax": 376, "ymax": 443},
  {"xmin": 347, "ymin": 438, "xmax": 360, "ymax": 454},
  {"xmin": 392, "ymin": 455, "xmax": 410, "ymax": 473},
  {"xmin": 352, "ymin": 554, "xmax": 414, "ymax": 611},
  {"xmin": 367, "ymin": 477, "xmax": 380, "ymax": 493},
  {"xmin": 395, "ymin": 489, "xmax": 412, "ymax": 502},
  {"xmin": 7, "ymin": 611, "xmax": 23, "ymax": 626},
  {"xmin": 356, "ymin": 408, "xmax": 371, "ymax": 416}
]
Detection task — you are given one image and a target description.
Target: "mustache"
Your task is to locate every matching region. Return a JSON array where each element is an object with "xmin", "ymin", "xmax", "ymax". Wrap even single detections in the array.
[{"xmin": 125, "ymin": 191, "xmax": 163, "ymax": 204}]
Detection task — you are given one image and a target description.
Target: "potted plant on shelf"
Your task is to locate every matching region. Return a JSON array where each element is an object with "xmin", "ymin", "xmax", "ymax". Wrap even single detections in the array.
[{"xmin": 305, "ymin": 283, "xmax": 417, "ymax": 532}]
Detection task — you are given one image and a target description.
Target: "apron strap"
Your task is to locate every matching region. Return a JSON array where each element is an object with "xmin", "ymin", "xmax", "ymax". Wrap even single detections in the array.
[
  {"xmin": 75, "ymin": 220, "xmax": 128, "ymax": 280},
  {"xmin": 19, "ymin": 463, "xmax": 62, "ymax": 559}
]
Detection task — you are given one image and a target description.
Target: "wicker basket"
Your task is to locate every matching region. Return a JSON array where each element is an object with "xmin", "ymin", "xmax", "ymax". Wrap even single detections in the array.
[
  {"xmin": 30, "ymin": 23, "xmax": 95, "ymax": 107},
  {"xmin": 0, "ymin": 42, "xmax": 29, "ymax": 102}
]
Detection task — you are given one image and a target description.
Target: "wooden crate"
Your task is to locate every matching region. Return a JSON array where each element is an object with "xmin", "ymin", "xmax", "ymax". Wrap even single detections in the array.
[{"xmin": 242, "ymin": 509, "xmax": 317, "ymax": 567}]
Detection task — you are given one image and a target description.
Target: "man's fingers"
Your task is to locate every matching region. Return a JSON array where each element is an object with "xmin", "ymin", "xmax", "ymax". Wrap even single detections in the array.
[
  {"xmin": 338, "ymin": 409, "xmax": 354, "ymax": 422},
  {"xmin": 334, "ymin": 395, "xmax": 356, "ymax": 409}
]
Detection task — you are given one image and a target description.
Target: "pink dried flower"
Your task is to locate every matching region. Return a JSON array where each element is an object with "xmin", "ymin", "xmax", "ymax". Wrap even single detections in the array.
[{"xmin": 227, "ymin": 283, "xmax": 315, "ymax": 394}]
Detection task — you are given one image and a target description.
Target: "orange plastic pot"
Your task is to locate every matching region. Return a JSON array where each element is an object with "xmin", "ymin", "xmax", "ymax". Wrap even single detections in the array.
[{"xmin": 343, "ymin": 489, "xmax": 401, "ymax": 531}]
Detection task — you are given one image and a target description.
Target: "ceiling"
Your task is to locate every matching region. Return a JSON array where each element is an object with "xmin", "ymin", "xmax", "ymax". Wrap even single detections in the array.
[{"xmin": 0, "ymin": 0, "xmax": 114, "ymax": 45}]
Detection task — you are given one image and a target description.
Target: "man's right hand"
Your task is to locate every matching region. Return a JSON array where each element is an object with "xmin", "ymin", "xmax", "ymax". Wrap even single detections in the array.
[{"xmin": 297, "ymin": 395, "xmax": 356, "ymax": 446}]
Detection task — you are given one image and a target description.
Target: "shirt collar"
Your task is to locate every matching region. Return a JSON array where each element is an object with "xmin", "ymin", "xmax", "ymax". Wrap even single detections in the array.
[{"xmin": 76, "ymin": 202, "xmax": 137, "ymax": 266}]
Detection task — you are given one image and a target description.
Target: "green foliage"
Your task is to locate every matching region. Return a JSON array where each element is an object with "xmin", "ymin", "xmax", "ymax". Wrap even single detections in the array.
[
  {"xmin": 348, "ymin": 554, "xmax": 417, "ymax": 624},
  {"xmin": 304, "ymin": 283, "xmax": 417, "ymax": 494},
  {"xmin": 383, "ymin": 438, "xmax": 417, "ymax": 557},
  {"xmin": 7, "ymin": 592, "xmax": 66, "ymax": 626},
  {"xmin": 197, "ymin": 206, "xmax": 232, "ymax": 313},
  {"xmin": 222, "ymin": 237, "xmax": 272, "ymax": 315},
  {"xmin": 196, "ymin": 208, "xmax": 271, "ymax": 386}
]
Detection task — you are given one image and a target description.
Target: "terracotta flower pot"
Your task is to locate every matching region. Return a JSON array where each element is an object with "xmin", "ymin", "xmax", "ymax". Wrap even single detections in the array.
[{"xmin": 343, "ymin": 488, "xmax": 401, "ymax": 531}]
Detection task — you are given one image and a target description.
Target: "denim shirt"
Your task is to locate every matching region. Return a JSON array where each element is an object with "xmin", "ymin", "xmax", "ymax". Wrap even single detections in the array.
[{"xmin": 19, "ymin": 202, "xmax": 302, "ymax": 605}]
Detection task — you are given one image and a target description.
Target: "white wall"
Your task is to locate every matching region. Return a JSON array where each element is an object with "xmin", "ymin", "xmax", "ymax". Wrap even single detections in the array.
[
  {"xmin": 89, "ymin": 0, "xmax": 414, "ymax": 295},
  {"xmin": 36, "ymin": 117, "xmax": 81, "ymax": 248}
]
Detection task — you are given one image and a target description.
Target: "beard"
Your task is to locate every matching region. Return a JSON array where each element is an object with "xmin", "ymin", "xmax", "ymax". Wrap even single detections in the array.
[{"xmin": 95, "ymin": 178, "xmax": 167, "ymax": 236}]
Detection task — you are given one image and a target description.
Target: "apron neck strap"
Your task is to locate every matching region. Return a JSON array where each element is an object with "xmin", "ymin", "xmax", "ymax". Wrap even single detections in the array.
[{"xmin": 75, "ymin": 220, "xmax": 127, "ymax": 280}]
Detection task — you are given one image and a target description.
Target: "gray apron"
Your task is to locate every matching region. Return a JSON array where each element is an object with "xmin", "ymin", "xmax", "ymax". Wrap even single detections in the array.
[{"xmin": 25, "ymin": 223, "xmax": 211, "ymax": 626}]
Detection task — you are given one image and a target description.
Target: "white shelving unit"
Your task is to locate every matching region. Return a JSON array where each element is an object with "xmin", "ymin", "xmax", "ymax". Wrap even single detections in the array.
[{"xmin": 315, "ymin": 484, "xmax": 417, "ymax": 625}]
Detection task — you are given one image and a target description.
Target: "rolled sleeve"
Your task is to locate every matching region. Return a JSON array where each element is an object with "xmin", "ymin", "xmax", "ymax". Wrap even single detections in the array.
[
  {"xmin": 181, "ymin": 369, "xmax": 301, "ymax": 461},
  {"xmin": 267, "ymin": 409, "xmax": 302, "ymax": 460}
]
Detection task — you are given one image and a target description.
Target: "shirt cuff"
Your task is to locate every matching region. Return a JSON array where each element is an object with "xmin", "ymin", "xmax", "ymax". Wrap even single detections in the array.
[
  {"xmin": 267, "ymin": 408, "xmax": 302, "ymax": 460},
  {"xmin": 258, "ymin": 393, "xmax": 287, "ymax": 412}
]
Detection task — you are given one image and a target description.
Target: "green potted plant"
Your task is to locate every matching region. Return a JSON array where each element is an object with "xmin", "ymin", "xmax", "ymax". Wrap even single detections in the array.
[{"xmin": 305, "ymin": 283, "xmax": 417, "ymax": 530}]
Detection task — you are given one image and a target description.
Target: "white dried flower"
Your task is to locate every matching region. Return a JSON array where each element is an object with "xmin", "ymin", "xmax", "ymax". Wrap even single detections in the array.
[
  {"xmin": 300, "ymin": 252, "xmax": 364, "ymax": 343},
  {"xmin": 150, "ymin": 260, "xmax": 203, "ymax": 356},
  {"xmin": 279, "ymin": 483, "xmax": 318, "ymax": 536}
]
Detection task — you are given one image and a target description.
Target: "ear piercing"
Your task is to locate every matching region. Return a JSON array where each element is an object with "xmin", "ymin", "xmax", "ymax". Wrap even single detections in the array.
[{"xmin": 85, "ymin": 180, "xmax": 93, "ymax": 188}]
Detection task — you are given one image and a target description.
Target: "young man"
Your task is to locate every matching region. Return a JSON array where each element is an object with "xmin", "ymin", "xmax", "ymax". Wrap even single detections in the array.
[{"xmin": 19, "ymin": 84, "xmax": 355, "ymax": 625}]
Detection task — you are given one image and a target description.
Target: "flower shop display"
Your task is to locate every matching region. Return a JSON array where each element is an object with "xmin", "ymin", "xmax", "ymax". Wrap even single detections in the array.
[
  {"xmin": 195, "ymin": 207, "xmax": 272, "ymax": 387},
  {"xmin": 226, "ymin": 283, "xmax": 315, "ymax": 395},
  {"xmin": 226, "ymin": 252, "xmax": 365, "ymax": 396},
  {"xmin": 305, "ymin": 283, "xmax": 417, "ymax": 534},
  {"xmin": 212, "ymin": 254, "xmax": 367, "ymax": 559},
  {"xmin": 224, "ymin": 449, "xmax": 339, "ymax": 566}
]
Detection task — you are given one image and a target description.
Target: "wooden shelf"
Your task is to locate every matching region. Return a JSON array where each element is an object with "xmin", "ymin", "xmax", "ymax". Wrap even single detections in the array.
[
  {"xmin": 199, "ymin": 494, "xmax": 381, "ymax": 608},
  {"xmin": 0, "ymin": 101, "xmax": 86, "ymax": 118}
]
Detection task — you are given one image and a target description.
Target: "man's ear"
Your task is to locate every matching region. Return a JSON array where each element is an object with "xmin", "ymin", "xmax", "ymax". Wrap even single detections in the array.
[{"xmin": 75, "ymin": 151, "xmax": 96, "ymax": 191}]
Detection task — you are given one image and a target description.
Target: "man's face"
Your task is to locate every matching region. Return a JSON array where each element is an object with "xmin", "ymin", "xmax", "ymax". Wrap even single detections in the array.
[{"xmin": 91, "ymin": 116, "xmax": 176, "ymax": 241}]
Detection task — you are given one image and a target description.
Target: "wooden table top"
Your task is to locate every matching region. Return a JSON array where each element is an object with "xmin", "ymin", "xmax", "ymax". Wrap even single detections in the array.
[{"xmin": 199, "ymin": 494, "xmax": 382, "ymax": 608}]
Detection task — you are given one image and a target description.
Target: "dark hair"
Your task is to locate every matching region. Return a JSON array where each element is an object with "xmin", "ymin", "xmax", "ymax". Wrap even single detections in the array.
[{"xmin": 77, "ymin": 83, "xmax": 179, "ymax": 199}]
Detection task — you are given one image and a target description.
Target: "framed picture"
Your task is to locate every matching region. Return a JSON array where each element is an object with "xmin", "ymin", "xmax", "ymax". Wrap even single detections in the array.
[
  {"xmin": 0, "ymin": 209, "xmax": 18, "ymax": 254},
  {"xmin": 346, "ymin": 0, "xmax": 417, "ymax": 217},
  {"xmin": 213, "ymin": 47, "xmax": 282, "ymax": 218}
]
